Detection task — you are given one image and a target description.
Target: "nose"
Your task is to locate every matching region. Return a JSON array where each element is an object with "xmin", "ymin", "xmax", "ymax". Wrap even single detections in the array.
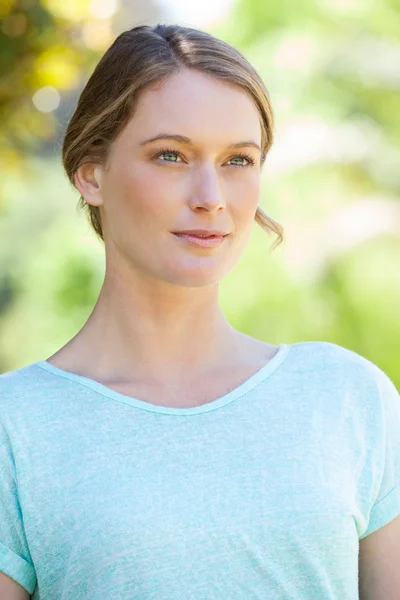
[{"xmin": 188, "ymin": 163, "xmax": 226, "ymax": 213}]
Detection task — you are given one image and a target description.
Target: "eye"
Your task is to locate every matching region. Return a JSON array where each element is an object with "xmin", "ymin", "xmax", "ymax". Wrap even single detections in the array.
[
  {"xmin": 226, "ymin": 153, "xmax": 256, "ymax": 167},
  {"xmin": 153, "ymin": 148, "xmax": 183, "ymax": 163}
]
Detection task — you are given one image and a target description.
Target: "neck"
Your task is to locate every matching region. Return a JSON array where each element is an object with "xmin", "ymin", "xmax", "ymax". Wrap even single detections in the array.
[{"xmin": 50, "ymin": 272, "xmax": 246, "ymax": 385}]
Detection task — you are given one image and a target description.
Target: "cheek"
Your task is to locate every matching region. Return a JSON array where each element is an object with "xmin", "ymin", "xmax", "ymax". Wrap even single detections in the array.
[
  {"xmin": 227, "ymin": 173, "xmax": 260, "ymax": 220},
  {"xmin": 110, "ymin": 165, "xmax": 172, "ymax": 224}
]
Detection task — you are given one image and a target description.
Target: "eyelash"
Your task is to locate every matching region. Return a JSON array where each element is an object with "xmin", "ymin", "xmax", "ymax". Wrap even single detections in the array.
[{"xmin": 153, "ymin": 148, "xmax": 256, "ymax": 166}]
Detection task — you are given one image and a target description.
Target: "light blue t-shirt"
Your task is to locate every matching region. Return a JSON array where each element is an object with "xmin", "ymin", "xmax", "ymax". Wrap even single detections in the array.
[{"xmin": 1, "ymin": 340, "xmax": 400, "ymax": 599}]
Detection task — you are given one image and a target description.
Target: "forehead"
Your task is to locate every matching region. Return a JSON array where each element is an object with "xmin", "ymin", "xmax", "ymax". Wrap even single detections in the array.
[{"xmin": 119, "ymin": 69, "xmax": 262, "ymax": 147}]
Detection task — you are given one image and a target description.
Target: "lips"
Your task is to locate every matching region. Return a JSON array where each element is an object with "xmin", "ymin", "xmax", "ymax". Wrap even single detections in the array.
[
  {"xmin": 185, "ymin": 234, "xmax": 218, "ymax": 238},
  {"xmin": 172, "ymin": 232, "xmax": 226, "ymax": 248},
  {"xmin": 172, "ymin": 230, "xmax": 228, "ymax": 237}
]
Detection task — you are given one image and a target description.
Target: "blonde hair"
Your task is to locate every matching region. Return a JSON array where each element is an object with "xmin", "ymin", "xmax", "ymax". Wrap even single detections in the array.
[{"xmin": 62, "ymin": 24, "xmax": 284, "ymax": 251}]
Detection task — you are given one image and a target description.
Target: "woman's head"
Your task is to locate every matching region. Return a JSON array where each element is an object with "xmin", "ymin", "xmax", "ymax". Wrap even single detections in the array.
[{"xmin": 62, "ymin": 24, "xmax": 284, "ymax": 287}]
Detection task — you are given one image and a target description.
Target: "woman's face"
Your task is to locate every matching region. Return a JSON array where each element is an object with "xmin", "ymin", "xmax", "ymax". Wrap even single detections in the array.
[{"xmin": 84, "ymin": 68, "xmax": 263, "ymax": 287}]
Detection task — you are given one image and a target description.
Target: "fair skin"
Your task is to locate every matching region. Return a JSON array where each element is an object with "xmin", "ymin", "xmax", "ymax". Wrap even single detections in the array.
[
  {"xmin": 2, "ymin": 69, "xmax": 399, "ymax": 600},
  {"xmin": 45, "ymin": 67, "xmax": 279, "ymax": 405},
  {"xmin": 0, "ymin": 573, "xmax": 29, "ymax": 599},
  {"xmin": 358, "ymin": 513, "xmax": 400, "ymax": 599}
]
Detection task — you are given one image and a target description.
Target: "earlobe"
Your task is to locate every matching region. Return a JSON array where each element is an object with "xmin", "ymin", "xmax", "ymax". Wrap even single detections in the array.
[{"xmin": 74, "ymin": 164, "xmax": 104, "ymax": 207}]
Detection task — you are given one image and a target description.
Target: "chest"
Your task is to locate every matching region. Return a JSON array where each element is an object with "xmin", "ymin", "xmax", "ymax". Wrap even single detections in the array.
[
  {"xmin": 21, "ymin": 393, "xmax": 367, "ymax": 599},
  {"xmin": 23, "ymin": 408, "xmax": 361, "ymax": 554},
  {"xmin": 103, "ymin": 365, "xmax": 265, "ymax": 409}
]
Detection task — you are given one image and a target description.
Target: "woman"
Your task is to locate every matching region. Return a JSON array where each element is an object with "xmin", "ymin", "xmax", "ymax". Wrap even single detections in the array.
[{"xmin": 1, "ymin": 24, "xmax": 399, "ymax": 600}]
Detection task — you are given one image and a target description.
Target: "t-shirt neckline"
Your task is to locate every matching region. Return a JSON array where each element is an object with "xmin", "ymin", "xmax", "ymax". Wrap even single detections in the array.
[{"xmin": 34, "ymin": 343, "xmax": 291, "ymax": 416}]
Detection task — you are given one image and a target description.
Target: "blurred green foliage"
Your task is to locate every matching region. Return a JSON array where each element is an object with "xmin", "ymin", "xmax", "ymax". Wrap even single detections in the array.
[
  {"xmin": 216, "ymin": 0, "xmax": 400, "ymax": 382},
  {"xmin": 0, "ymin": 0, "xmax": 399, "ymax": 386},
  {"xmin": 0, "ymin": 0, "xmax": 99, "ymax": 189}
]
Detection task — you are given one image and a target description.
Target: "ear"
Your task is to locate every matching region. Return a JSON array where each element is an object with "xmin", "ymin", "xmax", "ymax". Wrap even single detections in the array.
[{"xmin": 74, "ymin": 164, "xmax": 104, "ymax": 207}]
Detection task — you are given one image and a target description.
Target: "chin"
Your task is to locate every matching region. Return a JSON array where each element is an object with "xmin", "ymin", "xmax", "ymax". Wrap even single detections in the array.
[
  {"xmin": 158, "ymin": 265, "xmax": 228, "ymax": 288},
  {"xmin": 151, "ymin": 252, "xmax": 238, "ymax": 287},
  {"xmin": 168, "ymin": 274, "xmax": 223, "ymax": 288}
]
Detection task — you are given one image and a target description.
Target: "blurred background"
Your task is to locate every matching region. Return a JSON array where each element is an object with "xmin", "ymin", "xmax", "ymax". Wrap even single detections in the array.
[{"xmin": 0, "ymin": 0, "xmax": 399, "ymax": 384}]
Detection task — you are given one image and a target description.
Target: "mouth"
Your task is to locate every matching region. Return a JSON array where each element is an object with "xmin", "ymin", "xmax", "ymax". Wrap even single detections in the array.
[{"xmin": 172, "ymin": 232, "xmax": 227, "ymax": 248}]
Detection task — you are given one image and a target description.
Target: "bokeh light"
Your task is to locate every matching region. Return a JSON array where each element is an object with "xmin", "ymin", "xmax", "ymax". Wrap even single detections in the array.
[{"xmin": 32, "ymin": 86, "xmax": 60, "ymax": 113}]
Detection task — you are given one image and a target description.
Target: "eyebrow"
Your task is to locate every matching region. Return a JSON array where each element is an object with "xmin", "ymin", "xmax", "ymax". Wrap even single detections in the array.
[{"xmin": 139, "ymin": 133, "xmax": 262, "ymax": 152}]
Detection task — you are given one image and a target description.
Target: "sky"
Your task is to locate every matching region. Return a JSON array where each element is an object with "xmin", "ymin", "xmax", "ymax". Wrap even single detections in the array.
[{"xmin": 158, "ymin": 0, "xmax": 234, "ymax": 27}]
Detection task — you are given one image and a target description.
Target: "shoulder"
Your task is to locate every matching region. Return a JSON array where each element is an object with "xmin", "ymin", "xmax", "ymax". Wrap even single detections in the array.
[
  {"xmin": 292, "ymin": 339, "xmax": 374, "ymax": 366},
  {"xmin": 0, "ymin": 361, "xmax": 45, "ymax": 387},
  {"xmin": 0, "ymin": 362, "xmax": 58, "ymax": 421},
  {"xmin": 290, "ymin": 340, "xmax": 397, "ymax": 397},
  {"xmin": 0, "ymin": 363, "xmax": 39, "ymax": 396},
  {"xmin": 291, "ymin": 339, "xmax": 386, "ymax": 369}
]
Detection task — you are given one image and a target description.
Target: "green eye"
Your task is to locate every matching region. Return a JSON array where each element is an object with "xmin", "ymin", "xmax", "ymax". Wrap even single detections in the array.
[
  {"xmin": 229, "ymin": 157, "xmax": 246, "ymax": 166},
  {"xmin": 227, "ymin": 154, "xmax": 255, "ymax": 166},
  {"xmin": 155, "ymin": 149, "xmax": 181, "ymax": 162}
]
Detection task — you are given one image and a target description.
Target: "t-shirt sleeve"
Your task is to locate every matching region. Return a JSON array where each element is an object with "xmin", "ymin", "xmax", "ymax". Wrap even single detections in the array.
[
  {"xmin": 359, "ymin": 364, "xmax": 400, "ymax": 540},
  {"xmin": 0, "ymin": 420, "xmax": 37, "ymax": 594}
]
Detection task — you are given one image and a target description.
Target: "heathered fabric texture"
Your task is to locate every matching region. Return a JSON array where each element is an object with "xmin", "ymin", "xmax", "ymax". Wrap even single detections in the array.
[{"xmin": 1, "ymin": 340, "xmax": 400, "ymax": 599}]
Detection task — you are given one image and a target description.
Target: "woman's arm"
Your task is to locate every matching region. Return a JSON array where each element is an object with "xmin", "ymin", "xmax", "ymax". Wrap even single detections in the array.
[
  {"xmin": 0, "ymin": 572, "xmax": 30, "ymax": 600},
  {"xmin": 359, "ymin": 513, "xmax": 400, "ymax": 599}
]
